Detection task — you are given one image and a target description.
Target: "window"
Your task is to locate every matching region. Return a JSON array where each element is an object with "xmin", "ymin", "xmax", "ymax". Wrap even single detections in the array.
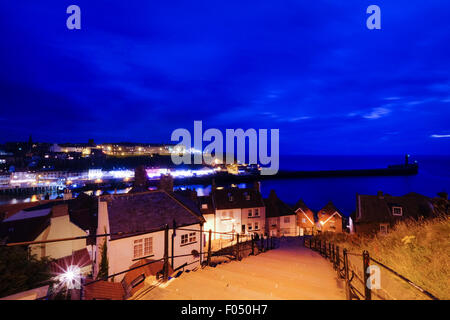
[
  {"xmin": 134, "ymin": 237, "xmax": 152, "ymax": 258},
  {"xmin": 248, "ymin": 223, "xmax": 253, "ymax": 231},
  {"xmin": 284, "ymin": 216, "xmax": 290, "ymax": 223},
  {"xmin": 380, "ymin": 224, "xmax": 389, "ymax": 234},
  {"xmin": 392, "ymin": 207, "xmax": 403, "ymax": 216},
  {"xmin": 254, "ymin": 208, "xmax": 259, "ymax": 217},
  {"xmin": 254, "ymin": 222, "xmax": 259, "ymax": 230},
  {"xmin": 248, "ymin": 209, "xmax": 252, "ymax": 217},
  {"xmin": 144, "ymin": 237, "xmax": 153, "ymax": 255},
  {"xmin": 181, "ymin": 233, "xmax": 196, "ymax": 245},
  {"xmin": 133, "ymin": 239, "xmax": 143, "ymax": 258},
  {"xmin": 130, "ymin": 274, "xmax": 145, "ymax": 288},
  {"xmin": 302, "ymin": 218, "xmax": 306, "ymax": 223},
  {"xmin": 244, "ymin": 193, "xmax": 250, "ymax": 200},
  {"xmin": 201, "ymin": 203, "xmax": 208, "ymax": 209}
]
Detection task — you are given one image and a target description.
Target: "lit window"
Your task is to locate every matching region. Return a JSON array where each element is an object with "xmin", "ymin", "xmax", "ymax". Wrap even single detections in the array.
[
  {"xmin": 248, "ymin": 209, "xmax": 252, "ymax": 217},
  {"xmin": 201, "ymin": 203, "xmax": 208, "ymax": 209},
  {"xmin": 284, "ymin": 216, "xmax": 290, "ymax": 223},
  {"xmin": 189, "ymin": 232, "xmax": 196, "ymax": 243},
  {"xmin": 302, "ymin": 218, "xmax": 306, "ymax": 223},
  {"xmin": 133, "ymin": 239, "xmax": 143, "ymax": 258},
  {"xmin": 392, "ymin": 207, "xmax": 403, "ymax": 216},
  {"xmin": 254, "ymin": 208, "xmax": 259, "ymax": 217}
]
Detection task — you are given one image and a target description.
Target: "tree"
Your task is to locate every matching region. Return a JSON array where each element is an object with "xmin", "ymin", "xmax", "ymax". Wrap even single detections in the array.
[
  {"xmin": 0, "ymin": 246, "xmax": 52, "ymax": 298},
  {"xmin": 97, "ymin": 230, "xmax": 109, "ymax": 280}
]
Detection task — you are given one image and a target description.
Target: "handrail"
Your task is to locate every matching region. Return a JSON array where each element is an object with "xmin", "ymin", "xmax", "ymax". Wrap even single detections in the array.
[
  {"xmin": 369, "ymin": 257, "xmax": 439, "ymax": 300},
  {"xmin": 304, "ymin": 236, "xmax": 439, "ymax": 300}
]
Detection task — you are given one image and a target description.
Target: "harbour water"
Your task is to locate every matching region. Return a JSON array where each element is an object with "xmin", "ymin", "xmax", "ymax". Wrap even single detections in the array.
[{"xmin": 1, "ymin": 155, "xmax": 448, "ymax": 216}]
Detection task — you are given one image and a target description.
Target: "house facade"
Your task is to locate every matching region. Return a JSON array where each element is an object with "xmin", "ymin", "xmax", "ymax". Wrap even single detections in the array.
[
  {"xmin": 95, "ymin": 190, "xmax": 205, "ymax": 282},
  {"xmin": 264, "ymin": 190, "xmax": 298, "ymax": 237},
  {"xmin": 354, "ymin": 191, "xmax": 436, "ymax": 234},
  {"xmin": 316, "ymin": 201, "xmax": 343, "ymax": 233},
  {"xmin": 293, "ymin": 199, "xmax": 315, "ymax": 236},
  {"xmin": 208, "ymin": 184, "xmax": 266, "ymax": 239}
]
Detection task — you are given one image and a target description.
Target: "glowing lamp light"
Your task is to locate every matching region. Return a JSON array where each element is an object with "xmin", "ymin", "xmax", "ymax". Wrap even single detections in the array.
[
  {"xmin": 58, "ymin": 265, "xmax": 81, "ymax": 290},
  {"xmin": 320, "ymin": 221, "xmax": 325, "ymax": 225}
]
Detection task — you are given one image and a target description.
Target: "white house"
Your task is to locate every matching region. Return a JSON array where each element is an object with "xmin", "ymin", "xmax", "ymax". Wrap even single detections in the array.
[
  {"xmin": 264, "ymin": 190, "xmax": 298, "ymax": 237},
  {"xmin": 95, "ymin": 190, "xmax": 205, "ymax": 282},
  {"xmin": 0, "ymin": 194, "xmax": 98, "ymax": 277},
  {"xmin": 203, "ymin": 183, "xmax": 266, "ymax": 240}
]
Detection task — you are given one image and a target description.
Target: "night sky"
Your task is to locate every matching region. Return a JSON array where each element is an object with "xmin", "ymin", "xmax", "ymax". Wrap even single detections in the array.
[{"xmin": 1, "ymin": 1, "xmax": 449, "ymax": 155}]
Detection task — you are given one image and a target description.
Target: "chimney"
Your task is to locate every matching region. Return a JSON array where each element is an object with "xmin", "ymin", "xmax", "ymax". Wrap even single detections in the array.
[
  {"xmin": 134, "ymin": 165, "xmax": 149, "ymax": 189},
  {"xmin": 253, "ymin": 181, "xmax": 261, "ymax": 192},
  {"xmin": 63, "ymin": 188, "xmax": 72, "ymax": 200},
  {"xmin": 158, "ymin": 174, "xmax": 174, "ymax": 193},
  {"xmin": 377, "ymin": 191, "xmax": 384, "ymax": 199}
]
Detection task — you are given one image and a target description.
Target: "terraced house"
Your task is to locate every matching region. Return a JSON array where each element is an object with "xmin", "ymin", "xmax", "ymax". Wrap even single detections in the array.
[
  {"xmin": 264, "ymin": 190, "xmax": 298, "ymax": 237},
  {"xmin": 206, "ymin": 182, "xmax": 266, "ymax": 239},
  {"xmin": 95, "ymin": 190, "xmax": 205, "ymax": 281}
]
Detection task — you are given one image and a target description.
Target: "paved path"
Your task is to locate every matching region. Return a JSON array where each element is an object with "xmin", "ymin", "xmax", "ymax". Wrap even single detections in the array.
[{"xmin": 138, "ymin": 237, "xmax": 345, "ymax": 300}]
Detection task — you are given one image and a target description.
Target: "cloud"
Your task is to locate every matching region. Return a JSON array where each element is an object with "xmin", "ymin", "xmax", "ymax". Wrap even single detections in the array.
[
  {"xmin": 430, "ymin": 134, "xmax": 450, "ymax": 138},
  {"xmin": 362, "ymin": 107, "xmax": 391, "ymax": 120}
]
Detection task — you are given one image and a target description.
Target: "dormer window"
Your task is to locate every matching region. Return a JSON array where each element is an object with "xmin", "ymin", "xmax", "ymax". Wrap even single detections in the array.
[
  {"xmin": 392, "ymin": 207, "xmax": 403, "ymax": 216},
  {"xmin": 244, "ymin": 192, "xmax": 250, "ymax": 200},
  {"xmin": 228, "ymin": 193, "xmax": 234, "ymax": 202}
]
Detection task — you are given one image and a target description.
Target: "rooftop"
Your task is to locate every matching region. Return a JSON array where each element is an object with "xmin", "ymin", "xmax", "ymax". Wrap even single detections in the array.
[{"xmin": 103, "ymin": 190, "xmax": 205, "ymax": 240}]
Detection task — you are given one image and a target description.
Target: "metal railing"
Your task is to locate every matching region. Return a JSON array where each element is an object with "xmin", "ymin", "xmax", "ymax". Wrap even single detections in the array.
[
  {"xmin": 2, "ymin": 224, "xmax": 280, "ymax": 300},
  {"xmin": 303, "ymin": 236, "xmax": 439, "ymax": 300}
]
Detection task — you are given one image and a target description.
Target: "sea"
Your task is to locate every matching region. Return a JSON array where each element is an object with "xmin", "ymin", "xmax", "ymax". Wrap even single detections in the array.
[{"xmin": 1, "ymin": 155, "xmax": 449, "ymax": 216}]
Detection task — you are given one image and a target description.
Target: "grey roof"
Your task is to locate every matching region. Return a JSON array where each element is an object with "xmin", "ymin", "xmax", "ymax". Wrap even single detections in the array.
[
  {"xmin": 264, "ymin": 191, "xmax": 296, "ymax": 218},
  {"xmin": 356, "ymin": 192, "xmax": 435, "ymax": 223},
  {"xmin": 3, "ymin": 208, "xmax": 52, "ymax": 222},
  {"xmin": 104, "ymin": 191, "xmax": 205, "ymax": 240},
  {"xmin": 212, "ymin": 187, "xmax": 265, "ymax": 210}
]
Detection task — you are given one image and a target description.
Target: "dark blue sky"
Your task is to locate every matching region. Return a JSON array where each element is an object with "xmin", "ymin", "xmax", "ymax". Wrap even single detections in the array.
[{"xmin": 0, "ymin": 1, "xmax": 449, "ymax": 155}]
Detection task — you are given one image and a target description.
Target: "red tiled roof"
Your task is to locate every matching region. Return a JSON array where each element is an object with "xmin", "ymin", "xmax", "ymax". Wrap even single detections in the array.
[
  {"xmin": 50, "ymin": 248, "xmax": 92, "ymax": 274},
  {"xmin": 84, "ymin": 280, "xmax": 125, "ymax": 300}
]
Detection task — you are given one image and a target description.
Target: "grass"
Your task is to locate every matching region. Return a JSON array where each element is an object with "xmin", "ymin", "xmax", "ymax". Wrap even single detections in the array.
[{"xmin": 315, "ymin": 216, "xmax": 450, "ymax": 300}]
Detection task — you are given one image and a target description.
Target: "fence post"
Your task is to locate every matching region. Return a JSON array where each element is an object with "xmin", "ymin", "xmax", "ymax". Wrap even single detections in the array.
[
  {"xmin": 271, "ymin": 236, "xmax": 274, "ymax": 249},
  {"xmin": 324, "ymin": 240, "xmax": 327, "ymax": 259},
  {"xmin": 329, "ymin": 243, "xmax": 332, "ymax": 261},
  {"xmin": 363, "ymin": 250, "xmax": 372, "ymax": 300},
  {"xmin": 336, "ymin": 246, "xmax": 340, "ymax": 276},
  {"xmin": 332, "ymin": 244, "xmax": 335, "ymax": 268},
  {"xmin": 251, "ymin": 234, "xmax": 255, "ymax": 255},
  {"xmin": 207, "ymin": 229, "xmax": 212, "ymax": 266},
  {"xmin": 265, "ymin": 235, "xmax": 269, "ymax": 251},
  {"xmin": 163, "ymin": 224, "xmax": 169, "ymax": 282},
  {"xmin": 343, "ymin": 249, "xmax": 351, "ymax": 300},
  {"xmin": 236, "ymin": 233, "xmax": 240, "ymax": 260},
  {"xmin": 260, "ymin": 235, "xmax": 264, "ymax": 252}
]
